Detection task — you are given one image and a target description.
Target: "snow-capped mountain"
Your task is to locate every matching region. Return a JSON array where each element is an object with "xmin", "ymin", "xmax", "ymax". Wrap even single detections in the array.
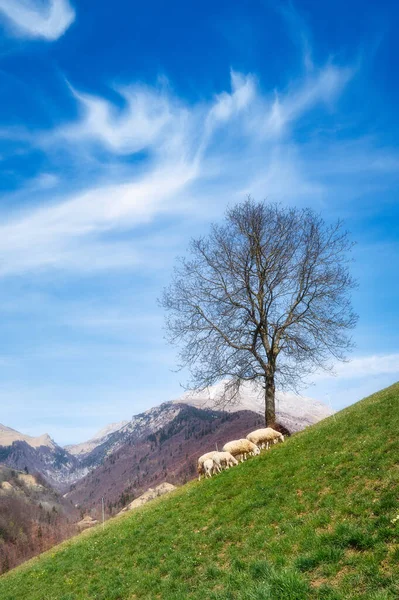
[{"xmin": 174, "ymin": 380, "xmax": 334, "ymax": 433}]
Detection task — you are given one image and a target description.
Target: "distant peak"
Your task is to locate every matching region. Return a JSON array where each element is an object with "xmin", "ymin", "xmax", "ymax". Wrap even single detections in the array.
[
  {"xmin": 0, "ymin": 424, "xmax": 57, "ymax": 450},
  {"xmin": 172, "ymin": 380, "xmax": 334, "ymax": 433},
  {"xmin": 65, "ymin": 419, "xmax": 129, "ymax": 456}
]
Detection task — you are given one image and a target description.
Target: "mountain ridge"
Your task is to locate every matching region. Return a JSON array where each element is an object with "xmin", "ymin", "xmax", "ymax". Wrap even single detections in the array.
[
  {"xmin": 65, "ymin": 381, "xmax": 333, "ymax": 459},
  {"xmin": 0, "ymin": 423, "xmax": 57, "ymax": 450},
  {"xmin": 0, "ymin": 383, "xmax": 333, "ymax": 494},
  {"xmin": 65, "ymin": 420, "xmax": 129, "ymax": 457},
  {"xmin": 174, "ymin": 380, "xmax": 333, "ymax": 432}
]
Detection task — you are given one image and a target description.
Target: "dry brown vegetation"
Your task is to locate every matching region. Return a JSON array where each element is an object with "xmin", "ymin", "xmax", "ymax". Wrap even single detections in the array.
[{"xmin": 0, "ymin": 467, "xmax": 78, "ymax": 573}]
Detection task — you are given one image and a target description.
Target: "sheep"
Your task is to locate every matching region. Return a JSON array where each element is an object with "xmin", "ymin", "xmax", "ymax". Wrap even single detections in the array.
[
  {"xmin": 197, "ymin": 451, "xmax": 219, "ymax": 480},
  {"xmin": 197, "ymin": 450, "xmax": 238, "ymax": 481},
  {"xmin": 197, "ymin": 451, "xmax": 238, "ymax": 480},
  {"xmin": 246, "ymin": 427, "xmax": 285, "ymax": 451},
  {"xmin": 222, "ymin": 439, "xmax": 260, "ymax": 462},
  {"xmin": 203, "ymin": 458, "xmax": 216, "ymax": 479},
  {"xmin": 247, "ymin": 427, "xmax": 284, "ymax": 450},
  {"xmin": 212, "ymin": 451, "xmax": 238, "ymax": 471}
]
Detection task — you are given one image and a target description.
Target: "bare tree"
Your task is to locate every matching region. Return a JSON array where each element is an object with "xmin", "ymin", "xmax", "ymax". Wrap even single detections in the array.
[{"xmin": 161, "ymin": 200, "xmax": 358, "ymax": 426}]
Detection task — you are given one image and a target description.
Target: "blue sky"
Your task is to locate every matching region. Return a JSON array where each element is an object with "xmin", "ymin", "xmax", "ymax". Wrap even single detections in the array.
[{"xmin": 0, "ymin": 0, "xmax": 398, "ymax": 445}]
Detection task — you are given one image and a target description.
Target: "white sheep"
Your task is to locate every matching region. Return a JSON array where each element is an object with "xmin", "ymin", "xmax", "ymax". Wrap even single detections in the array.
[
  {"xmin": 212, "ymin": 451, "xmax": 238, "ymax": 470},
  {"xmin": 197, "ymin": 451, "xmax": 216, "ymax": 480},
  {"xmin": 197, "ymin": 451, "xmax": 238, "ymax": 480},
  {"xmin": 197, "ymin": 451, "xmax": 221, "ymax": 481},
  {"xmin": 222, "ymin": 439, "xmax": 260, "ymax": 462},
  {"xmin": 203, "ymin": 458, "xmax": 216, "ymax": 479},
  {"xmin": 246, "ymin": 427, "xmax": 284, "ymax": 450}
]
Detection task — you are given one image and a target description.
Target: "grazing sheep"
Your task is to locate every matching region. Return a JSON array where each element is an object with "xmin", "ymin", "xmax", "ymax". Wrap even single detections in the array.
[
  {"xmin": 197, "ymin": 450, "xmax": 238, "ymax": 480},
  {"xmin": 246, "ymin": 428, "xmax": 285, "ymax": 450},
  {"xmin": 203, "ymin": 458, "xmax": 216, "ymax": 479},
  {"xmin": 222, "ymin": 439, "xmax": 260, "ymax": 462},
  {"xmin": 212, "ymin": 451, "xmax": 238, "ymax": 470},
  {"xmin": 198, "ymin": 451, "xmax": 217, "ymax": 465},
  {"xmin": 197, "ymin": 451, "xmax": 221, "ymax": 481}
]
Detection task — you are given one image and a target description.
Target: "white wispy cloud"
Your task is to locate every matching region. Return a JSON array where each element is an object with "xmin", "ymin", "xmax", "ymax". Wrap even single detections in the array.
[
  {"xmin": 0, "ymin": 161, "xmax": 196, "ymax": 275},
  {"xmin": 208, "ymin": 70, "xmax": 257, "ymax": 123},
  {"xmin": 0, "ymin": 64, "xmax": 353, "ymax": 276},
  {"xmin": 278, "ymin": 1, "xmax": 314, "ymax": 72},
  {"xmin": 0, "ymin": 0, "xmax": 75, "ymax": 41},
  {"xmin": 261, "ymin": 64, "xmax": 353, "ymax": 139},
  {"xmin": 60, "ymin": 83, "xmax": 182, "ymax": 155},
  {"xmin": 314, "ymin": 354, "xmax": 399, "ymax": 381}
]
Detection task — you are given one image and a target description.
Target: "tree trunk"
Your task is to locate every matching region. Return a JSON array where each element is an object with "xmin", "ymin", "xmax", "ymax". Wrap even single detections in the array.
[{"xmin": 264, "ymin": 372, "xmax": 276, "ymax": 427}]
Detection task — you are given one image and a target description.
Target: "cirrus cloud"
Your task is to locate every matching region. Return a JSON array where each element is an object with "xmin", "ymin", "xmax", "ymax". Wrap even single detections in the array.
[
  {"xmin": 0, "ymin": 64, "xmax": 355, "ymax": 276},
  {"xmin": 0, "ymin": 0, "xmax": 75, "ymax": 41}
]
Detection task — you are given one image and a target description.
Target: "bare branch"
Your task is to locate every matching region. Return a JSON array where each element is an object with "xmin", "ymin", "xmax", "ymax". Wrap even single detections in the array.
[{"xmin": 160, "ymin": 199, "xmax": 358, "ymax": 425}]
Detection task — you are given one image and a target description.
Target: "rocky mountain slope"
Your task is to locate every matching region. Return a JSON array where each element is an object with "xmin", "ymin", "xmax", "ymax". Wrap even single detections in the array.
[
  {"xmin": 66, "ymin": 403, "xmax": 184, "ymax": 473},
  {"xmin": 64, "ymin": 420, "xmax": 129, "ymax": 457},
  {"xmin": 0, "ymin": 426, "xmax": 88, "ymax": 490},
  {"xmin": 66, "ymin": 404, "xmax": 264, "ymax": 514},
  {"xmin": 65, "ymin": 382, "xmax": 333, "ymax": 466}
]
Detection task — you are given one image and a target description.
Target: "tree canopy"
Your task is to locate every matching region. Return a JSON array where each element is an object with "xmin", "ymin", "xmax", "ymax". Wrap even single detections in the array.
[{"xmin": 161, "ymin": 200, "xmax": 358, "ymax": 425}]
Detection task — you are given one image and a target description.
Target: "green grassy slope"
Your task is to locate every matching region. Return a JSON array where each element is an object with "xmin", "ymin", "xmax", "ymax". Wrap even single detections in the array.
[{"xmin": 1, "ymin": 383, "xmax": 399, "ymax": 600}]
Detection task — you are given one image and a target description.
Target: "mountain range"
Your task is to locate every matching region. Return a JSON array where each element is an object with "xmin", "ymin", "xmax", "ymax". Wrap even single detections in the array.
[{"xmin": 0, "ymin": 383, "xmax": 333, "ymax": 512}]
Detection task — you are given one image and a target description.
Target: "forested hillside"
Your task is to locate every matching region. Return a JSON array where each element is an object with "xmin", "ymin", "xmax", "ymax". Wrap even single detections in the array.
[{"xmin": 0, "ymin": 468, "xmax": 78, "ymax": 574}]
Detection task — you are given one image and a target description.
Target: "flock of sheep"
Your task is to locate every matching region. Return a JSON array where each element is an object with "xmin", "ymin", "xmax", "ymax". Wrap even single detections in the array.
[{"xmin": 197, "ymin": 427, "xmax": 285, "ymax": 480}]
